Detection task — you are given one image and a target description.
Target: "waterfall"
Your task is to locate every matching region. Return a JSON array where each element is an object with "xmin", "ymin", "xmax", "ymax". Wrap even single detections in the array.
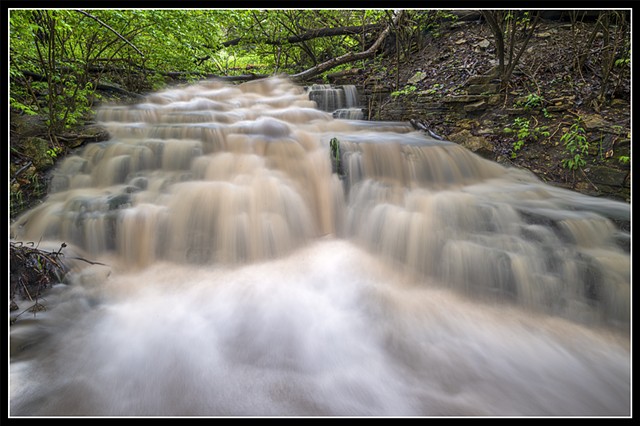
[
  {"xmin": 9, "ymin": 77, "xmax": 630, "ymax": 417},
  {"xmin": 307, "ymin": 83, "xmax": 366, "ymax": 120}
]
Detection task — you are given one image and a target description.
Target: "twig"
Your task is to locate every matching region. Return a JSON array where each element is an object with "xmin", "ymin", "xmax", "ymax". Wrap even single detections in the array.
[
  {"xmin": 20, "ymin": 281, "xmax": 34, "ymax": 302},
  {"xmin": 548, "ymin": 121, "xmax": 569, "ymax": 141},
  {"xmin": 580, "ymin": 168, "xmax": 599, "ymax": 192},
  {"xmin": 10, "ymin": 161, "xmax": 33, "ymax": 184},
  {"xmin": 69, "ymin": 256, "xmax": 109, "ymax": 267}
]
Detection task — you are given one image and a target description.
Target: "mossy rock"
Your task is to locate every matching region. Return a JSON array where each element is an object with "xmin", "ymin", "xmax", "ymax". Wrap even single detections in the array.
[{"xmin": 21, "ymin": 137, "xmax": 55, "ymax": 169}]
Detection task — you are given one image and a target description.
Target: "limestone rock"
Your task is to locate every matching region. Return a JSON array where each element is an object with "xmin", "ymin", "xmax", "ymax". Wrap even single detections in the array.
[
  {"xmin": 467, "ymin": 84, "xmax": 500, "ymax": 95},
  {"xmin": 464, "ymin": 100, "xmax": 488, "ymax": 112},
  {"xmin": 407, "ymin": 71, "xmax": 427, "ymax": 85},
  {"xmin": 448, "ymin": 129, "xmax": 494, "ymax": 158}
]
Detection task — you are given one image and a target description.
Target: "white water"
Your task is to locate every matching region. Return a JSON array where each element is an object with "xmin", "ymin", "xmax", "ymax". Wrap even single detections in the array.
[{"xmin": 9, "ymin": 77, "xmax": 631, "ymax": 417}]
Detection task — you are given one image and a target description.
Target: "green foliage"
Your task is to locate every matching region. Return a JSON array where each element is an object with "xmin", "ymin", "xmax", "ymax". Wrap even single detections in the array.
[
  {"xmin": 213, "ymin": 10, "xmax": 385, "ymax": 75},
  {"xmin": 10, "ymin": 96, "xmax": 38, "ymax": 116},
  {"xmin": 614, "ymin": 57, "xmax": 630, "ymax": 67},
  {"xmin": 505, "ymin": 117, "xmax": 549, "ymax": 159},
  {"xmin": 618, "ymin": 155, "xmax": 630, "ymax": 165},
  {"xmin": 10, "ymin": 11, "xmax": 113, "ymax": 131},
  {"xmin": 10, "ymin": 184, "xmax": 25, "ymax": 216},
  {"xmin": 46, "ymin": 146, "xmax": 63, "ymax": 158},
  {"xmin": 424, "ymin": 83, "xmax": 444, "ymax": 95},
  {"xmin": 330, "ymin": 137, "xmax": 340, "ymax": 165},
  {"xmin": 515, "ymin": 93, "xmax": 552, "ymax": 118},
  {"xmin": 417, "ymin": 10, "xmax": 458, "ymax": 38},
  {"xmin": 504, "ymin": 10, "xmax": 532, "ymax": 26},
  {"xmin": 560, "ymin": 119, "xmax": 589, "ymax": 170},
  {"xmin": 516, "ymin": 93, "xmax": 544, "ymax": 110},
  {"xmin": 10, "ymin": 9, "xmax": 396, "ymax": 116},
  {"xmin": 391, "ymin": 84, "xmax": 417, "ymax": 98},
  {"xmin": 10, "ymin": 170, "xmax": 45, "ymax": 217}
]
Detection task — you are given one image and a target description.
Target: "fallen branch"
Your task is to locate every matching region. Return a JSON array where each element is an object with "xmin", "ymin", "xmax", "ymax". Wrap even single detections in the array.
[
  {"xmin": 290, "ymin": 10, "xmax": 405, "ymax": 83},
  {"xmin": 11, "ymin": 161, "xmax": 33, "ymax": 184}
]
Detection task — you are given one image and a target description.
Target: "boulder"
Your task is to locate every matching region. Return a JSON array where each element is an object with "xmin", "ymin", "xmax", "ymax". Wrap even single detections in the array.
[{"xmin": 448, "ymin": 129, "xmax": 494, "ymax": 158}]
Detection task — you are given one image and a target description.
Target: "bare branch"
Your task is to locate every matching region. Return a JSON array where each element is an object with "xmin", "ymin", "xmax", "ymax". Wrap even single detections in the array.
[{"xmin": 75, "ymin": 10, "xmax": 144, "ymax": 57}]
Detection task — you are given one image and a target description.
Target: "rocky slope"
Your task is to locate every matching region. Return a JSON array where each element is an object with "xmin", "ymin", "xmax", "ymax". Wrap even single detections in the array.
[{"xmin": 345, "ymin": 12, "xmax": 631, "ymax": 203}]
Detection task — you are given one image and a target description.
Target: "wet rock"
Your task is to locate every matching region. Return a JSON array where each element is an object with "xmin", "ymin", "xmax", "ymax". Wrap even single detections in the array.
[
  {"xmin": 61, "ymin": 125, "xmax": 111, "ymax": 148},
  {"xmin": 448, "ymin": 129, "xmax": 494, "ymax": 158},
  {"xmin": 586, "ymin": 165, "xmax": 629, "ymax": 187},
  {"xmin": 610, "ymin": 139, "xmax": 630, "ymax": 161}
]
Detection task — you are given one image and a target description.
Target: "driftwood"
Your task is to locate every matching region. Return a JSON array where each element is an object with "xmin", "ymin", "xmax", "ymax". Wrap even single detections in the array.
[
  {"xmin": 9, "ymin": 241, "xmax": 67, "ymax": 317},
  {"xmin": 9, "ymin": 241, "xmax": 109, "ymax": 321}
]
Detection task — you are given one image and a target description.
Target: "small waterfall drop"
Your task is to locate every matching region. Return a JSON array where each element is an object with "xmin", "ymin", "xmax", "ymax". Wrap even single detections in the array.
[{"xmin": 307, "ymin": 83, "xmax": 366, "ymax": 120}]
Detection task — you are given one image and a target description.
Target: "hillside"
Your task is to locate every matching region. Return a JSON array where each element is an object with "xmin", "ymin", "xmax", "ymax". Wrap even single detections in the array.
[{"xmin": 348, "ymin": 12, "xmax": 631, "ymax": 203}]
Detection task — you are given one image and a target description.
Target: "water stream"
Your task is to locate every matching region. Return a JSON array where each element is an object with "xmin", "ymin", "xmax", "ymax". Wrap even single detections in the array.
[{"xmin": 9, "ymin": 77, "xmax": 631, "ymax": 417}]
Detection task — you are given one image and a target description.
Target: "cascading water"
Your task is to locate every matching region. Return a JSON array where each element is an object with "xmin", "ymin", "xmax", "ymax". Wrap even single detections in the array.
[
  {"xmin": 307, "ymin": 83, "xmax": 366, "ymax": 120},
  {"xmin": 9, "ymin": 77, "xmax": 630, "ymax": 417}
]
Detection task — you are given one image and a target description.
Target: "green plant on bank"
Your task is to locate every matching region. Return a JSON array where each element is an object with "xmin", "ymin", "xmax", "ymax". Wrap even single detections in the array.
[
  {"xmin": 516, "ymin": 92, "xmax": 553, "ymax": 119},
  {"xmin": 504, "ymin": 116, "xmax": 550, "ymax": 159},
  {"xmin": 517, "ymin": 92, "xmax": 544, "ymax": 110},
  {"xmin": 417, "ymin": 10, "xmax": 458, "ymax": 38},
  {"xmin": 10, "ymin": 169, "xmax": 46, "ymax": 217},
  {"xmin": 46, "ymin": 146, "xmax": 63, "ymax": 158},
  {"xmin": 618, "ymin": 155, "xmax": 630, "ymax": 165},
  {"xmin": 614, "ymin": 49, "xmax": 630, "ymax": 68},
  {"xmin": 10, "ymin": 185, "xmax": 24, "ymax": 215},
  {"xmin": 611, "ymin": 124, "xmax": 623, "ymax": 135},
  {"xmin": 560, "ymin": 119, "xmax": 589, "ymax": 170},
  {"xmin": 424, "ymin": 83, "xmax": 444, "ymax": 95},
  {"xmin": 391, "ymin": 84, "xmax": 417, "ymax": 98}
]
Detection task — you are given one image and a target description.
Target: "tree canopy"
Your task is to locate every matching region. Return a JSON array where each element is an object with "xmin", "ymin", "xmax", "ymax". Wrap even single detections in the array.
[
  {"xmin": 8, "ymin": 8, "xmax": 630, "ymax": 133},
  {"xmin": 9, "ymin": 9, "xmax": 418, "ymax": 129}
]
